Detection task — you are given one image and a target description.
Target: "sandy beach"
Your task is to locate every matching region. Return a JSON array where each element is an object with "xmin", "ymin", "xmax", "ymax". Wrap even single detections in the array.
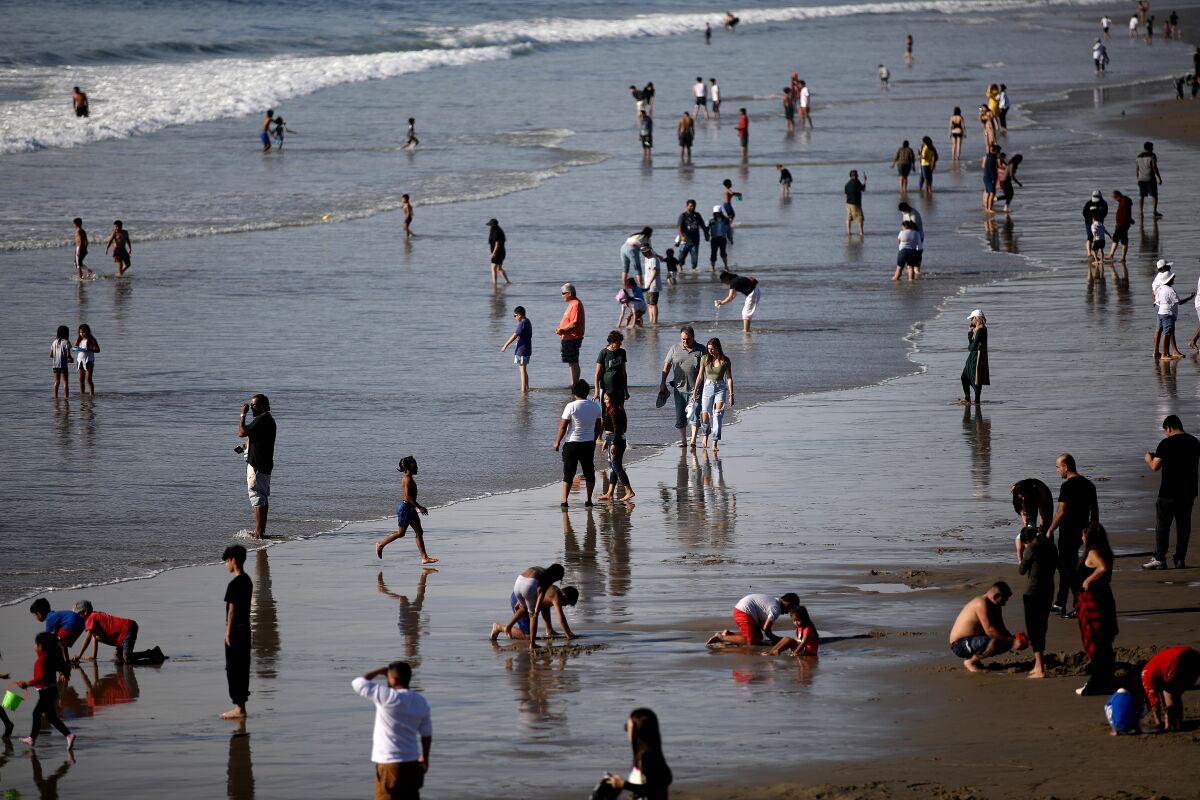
[{"xmin": 3, "ymin": 2, "xmax": 1200, "ymax": 799}]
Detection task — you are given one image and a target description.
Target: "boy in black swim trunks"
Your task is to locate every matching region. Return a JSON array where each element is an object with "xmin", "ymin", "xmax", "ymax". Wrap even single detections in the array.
[
  {"xmin": 402, "ymin": 194, "xmax": 414, "ymax": 238},
  {"xmin": 104, "ymin": 220, "xmax": 132, "ymax": 277}
]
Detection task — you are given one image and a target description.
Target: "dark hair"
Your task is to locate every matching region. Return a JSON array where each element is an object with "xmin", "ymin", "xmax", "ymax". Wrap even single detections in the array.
[
  {"xmin": 607, "ymin": 330, "xmax": 624, "ymax": 345},
  {"xmin": 1000, "ymin": 84, "xmax": 1006, "ymax": 90},
  {"xmin": 1082, "ymin": 523, "xmax": 1114, "ymax": 565},
  {"xmin": 251, "ymin": 393, "xmax": 270, "ymax": 411},
  {"xmin": 790, "ymin": 605, "xmax": 814, "ymax": 627},
  {"xmin": 30, "ymin": 598, "xmax": 51, "ymax": 616},
  {"xmin": 779, "ymin": 592, "xmax": 800, "ymax": 610},
  {"xmin": 388, "ymin": 660, "xmax": 412, "ymax": 686},
  {"xmin": 222, "ymin": 544, "xmax": 248, "ymax": 567},
  {"xmin": 113, "ymin": 220, "xmax": 123, "ymax": 229},
  {"xmin": 703, "ymin": 337, "xmax": 727, "ymax": 366},
  {"xmin": 73, "ymin": 217, "xmax": 82, "ymax": 226},
  {"xmin": 629, "ymin": 708, "xmax": 667, "ymax": 773},
  {"xmin": 75, "ymin": 324, "xmax": 97, "ymax": 351},
  {"xmin": 544, "ymin": 563, "xmax": 565, "ymax": 584},
  {"xmin": 665, "ymin": 248, "xmax": 674, "ymax": 255},
  {"xmin": 408, "ymin": 118, "xmax": 415, "ymax": 124},
  {"xmin": 718, "ymin": 270, "xmax": 735, "ymax": 284},
  {"xmin": 35, "ymin": 632, "xmax": 65, "ymax": 676},
  {"xmin": 898, "ymin": 202, "xmax": 911, "ymax": 212},
  {"xmin": 680, "ymin": 325, "xmax": 694, "ymax": 338},
  {"xmin": 513, "ymin": 306, "xmax": 526, "ymax": 316},
  {"xmin": 1058, "ymin": 453, "xmax": 1076, "ymax": 471},
  {"xmin": 901, "ymin": 139, "xmax": 910, "ymax": 148},
  {"xmin": 686, "ymin": 199, "xmax": 696, "ymax": 206},
  {"xmin": 1144, "ymin": 141, "xmax": 1153, "ymax": 151},
  {"xmin": 739, "ymin": 107, "xmax": 746, "ymax": 114},
  {"xmin": 953, "ymin": 106, "xmax": 962, "ymax": 115},
  {"xmin": 56, "ymin": 325, "xmax": 69, "ymax": 340},
  {"xmin": 639, "ymin": 226, "xmax": 653, "ymax": 238},
  {"xmin": 398, "ymin": 455, "xmax": 418, "ymax": 473},
  {"xmin": 1163, "ymin": 415, "xmax": 1183, "ymax": 431},
  {"xmin": 561, "ymin": 586, "xmax": 579, "ymax": 606},
  {"xmin": 922, "ymin": 135, "xmax": 933, "ymax": 146},
  {"xmin": 722, "ymin": 179, "xmax": 732, "ymax": 188},
  {"xmin": 571, "ymin": 379, "xmax": 590, "ymax": 398},
  {"xmin": 266, "ymin": 109, "xmax": 273, "ymax": 116},
  {"xmin": 991, "ymin": 581, "xmax": 1013, "ymax": 598},
  {"xmin": 1008, "ymin": 154, "xmax": 1022, "ymax": 167},
  {"xmin": 402, "ymin": 193, "xmax": 409, "ymax": 201}
]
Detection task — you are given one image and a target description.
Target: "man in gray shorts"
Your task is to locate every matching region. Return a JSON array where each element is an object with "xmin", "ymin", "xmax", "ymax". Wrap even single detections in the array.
[
  {"xmin": 948, "ymin": 581, "xmax": 1023, "ymax": 671},
  {"xmin": 658, "ymin": 326, "xmax": 704, "ymax": 448},
  {"xmin": 238, "ymin": 394, "xmax": 276, "ymax": 539}
]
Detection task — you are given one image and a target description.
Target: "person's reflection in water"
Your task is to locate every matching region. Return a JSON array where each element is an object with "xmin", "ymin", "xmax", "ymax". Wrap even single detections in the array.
[
  {"xmin": 75, "ymin": 661, "xmax": 140, "ymax": 715},
  {"xmin": 1139, "ymin": 218, "xmax": 1158, "ymax": 252},
  {"xmin": 598, "ymin": 504, "xmax": 632, "ymax": 598},
  {"xmin": 1153, "ymin": 356, "xmax": 1178, "ymax": 398},
  {"xmin": 700, "ymin": 451, "xmax": 736, "ymax": 549},
  {"xmin": 227, "ymin": 718, "xmax": 254, "ymax": 800},
  {"xmin": 113, "ymin": 276, "xmax": 132, "ymax": 321},
  {"xmin": 999, "ymin": 216, "xmax": 1019, "ymax": 254},
  {"xmin": 77, "ymin": 397, "xmax": 97, "ymax": 449},
  {"xmin": 562, "ymin": 508, "xmax": 604, "ymax": 616},
  {"xmin": 983, "ymin": 217, "xmax": 1000, "ymax": 253},
  {"xmin": 962, "ymin": 403, "xmax": 992, "ymax": 499},
  {"xmin": 53, "ymin": 398, "xmax": 71, "ymax": 448},
  {"xmin": 501, "ymin": 647, "xmax": 579, "ymax": 739},
  {"xmin": 28, "ymin": 750, "xmax": 74, "ymax": 800},
  {"xmin": 489, "ymin": 284, "xmax": 509, "ymax": 322},
  {"xmin": 377, "ymin": 569, "xmax": 436, "ymax": 664},
  {"xmin": 252, "ymin": 549, "xmax": 280, "ymax": 680}
]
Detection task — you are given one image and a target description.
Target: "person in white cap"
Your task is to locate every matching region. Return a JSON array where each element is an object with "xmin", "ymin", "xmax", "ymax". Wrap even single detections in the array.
[
  {"xmin": 961, "ymin": 310, "xmax": 989, "ymax": 404},
  {"xmin": 1151, "ymin": 259, "xmax": 1174, "ymax": 358},
  {"xmin": 1081, "ymin": 190, "xmax": 1107, "ymax": 258},
  {"xmin": 1154, "ymin": 272, "xmax": 1193, "ymax": 360}
]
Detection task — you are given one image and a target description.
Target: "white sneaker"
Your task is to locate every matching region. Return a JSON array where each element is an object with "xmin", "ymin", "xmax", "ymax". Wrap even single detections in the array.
[{"xmin": 1141, "ymin": 558, "xmax": 1167, "ymax": 570}]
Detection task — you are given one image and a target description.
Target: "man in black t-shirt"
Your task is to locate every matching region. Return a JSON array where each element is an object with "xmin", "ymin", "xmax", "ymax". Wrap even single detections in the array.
[
  {"xmin": 1043, "ymin": 453, "xmax": 1098, "ymax": 615},
  {"xmin": 220, "ymin": 545, "xmax": 253, "ymax": 720},
  {"xmin": 675, "ymin": 199, "xmax": 709, "ymax": 270},
  {"xmin": 238, "ymin": 394, "xmax": 276, "ymax": 539},
  {"xmin": 1143, "ymin": 414, "xmax": 1200, "ymax": 569}
]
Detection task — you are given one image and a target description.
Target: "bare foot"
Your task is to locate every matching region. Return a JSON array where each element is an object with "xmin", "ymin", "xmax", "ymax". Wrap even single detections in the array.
[
  {"xmin": 375, "ymin": 541, "xmax": 385, "ymax": 559},
  {"xmin": 1027, "ymin": 669, "xmax": 1045, "ymax": 679},
  {"xmin": 677, "ymin": 441, "xmax": 686, "ymax": 448},
  {"xmin": 421, "ymin": 557, "xmax": 439, "ymax": 565},
  {"xmin": 489, "ymin": 623, "xmax": 504, "ymax": 641},
  {"xmin": 220, "ymin": 707, "xmax": 247, "ymax": 720},
  {"xmin": 66, "ymin": 733, "xmax": 76, "ymax": 750},
  {"xmin": 705, "ymin": 631, "xmax": 724, "ymax": 646},
  {"xmin": 963, "ymin": 658, "xmax": 983, "ymax": 673},
  {"xmin": 597, "ymin": 493, "xmax": 613, "ymax": 502},
  {"xmin": 620, "ymin": 491, "xmax": 636, "ymax": 501},
  {"xmin": 1167, "ymin": 352, "xmax": 1183, "ymax": 360}
]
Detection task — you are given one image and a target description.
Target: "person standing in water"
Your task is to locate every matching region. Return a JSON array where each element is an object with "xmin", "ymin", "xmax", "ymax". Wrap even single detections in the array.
[
  {"xmin": 1136, "ymin": 141, "xmax": 1163, "ymax": 219},
  {"xmin": 271, "ymin": 115, "xmax": 294, "ymax": 149},
  {"xmin": 960, "ymin": 310, "xmax": 989, "ymax": 404},
  {"xmin": 658, "ymin": 326, "xmax": 704, "ymax": 449},
  {"xmin": 891, "ymin": 140, "xmax": 916, "ymax": 193},
  {"xmin": 72, "ymin": 86, "xmax": 89, "ymax": 118},
  {"xmin": 500, "ymin": 306, "xmax": 532, "ymax": 393},
  {"xmin": 376, "ymin": 456, "xmax": 437, "ymax": 564},
  {"xmin": 553, "ymin": 380, "xmax": 602, "ymax": 508},
  {"xmin": 260, "ymin": 110, "xmax": 274, "ymax": 153},
  {"xmin": 72, "ymin": 218, "xmax": 92, "ymax": 280},
  {"xmin": 715, "ymin": 270, "xmax": 759, "ymax": 331},
  {"xmin": 692, "ymin": 77, "xmax": 709, "ymax": 121},
  {"xmin": 709, "ymin": 78, "xmax": 721, "ymax": 120},
  {"xmin": 735, "ymin": 108, "xmax": 749, "ymax": 160},
  {"xmin": 486, "ymin": 219, "xmax": 510, "ymax": 286},
  {"xmin": 919, "ymin": 137, "xmax": 938, "ymax": 195},
  {"xmin": 74, "ymin": 324, "xmax": 99, "ymax": 395},
  {"xmin": 404, "ymin": 118, "xmax": 419, "ymax": 149},
  {"xmin": 677, "ymin": 111, "xmax": 694, "ymax": 161},
  {"xmin": 104, "ymin": 220, "xmax": 132, "ymax": 277},
  {"xmin": 401, "ymin": 195, "xmax": 414, "ymax": 239},
  {"xmin": 948, "ymin": 107, "xmax": 965, "ymax": 160},
  {"xmin": 905, "ymin": 34, "xmax": 914, "ymax": 63},
  {"xmin": 220, "ymin": 544, "xmax": 253, "ymax": 720},
  {"xmin": 556, "ymin": 283, "xmax": 585, "ymax": 386},
  {"xmin": 798, "ymin": 80, "xmax": 812, "ymax": 128},
  {"xmin": 705, "ymin": 22, "xmax": 712, "ymax": 43},
  {"xmin": 238, "ymin": 394, "xmax": 275, "ymax": 539},
  {"xmin": 50, "ymin": 326, "xmax": 73, "ymax": 398},
  {"xmin": 690, "ymin": 338, "xmax": 734, "ymax": 450}
]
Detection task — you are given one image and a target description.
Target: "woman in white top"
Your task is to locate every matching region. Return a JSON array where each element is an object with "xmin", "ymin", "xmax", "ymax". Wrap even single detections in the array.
[
  {"xmin": 50, "ymin": 325, "xmax": 74, "ymax": 398},
  {"xmin": 74, "ymin": 323, "xmax": 100, "ymax": 395},
  {"xmin": 893, "ymin": 220, "xmax": 922, "ymax": 281},
  {"xmin": 599, "ymin": 708, "xmax": 673, "ymax": 799}
]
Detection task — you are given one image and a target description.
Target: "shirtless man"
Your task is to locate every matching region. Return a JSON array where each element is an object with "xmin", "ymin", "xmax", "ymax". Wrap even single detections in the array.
[
  {"xmin": 72, "ymin": 87, "xmax": 89, "ymax": 118},
  {"xmin": 72, "ymin": 217, "xmax": 93, "ymax": 280},
  {"xmin": 401, "ymin": 194, "xmax": 414, "ymax": 238},
  {"xmin": 260, "ymin": 109, "xmax": 274, "ymax": 153},
  {"xmin": 948, "ymin": 581, "xmax": 1022, "ymax": 672},
  {"xmin": 490, "ymin": 564, "xmax": 578, "ymax": 650},
  {"xmin": 489, "ymin": 583, "xmax": 579, "ymax": 644},
  {"xmin": 105, "ymin": 220, "xmax": 132, "ymax": 276}
]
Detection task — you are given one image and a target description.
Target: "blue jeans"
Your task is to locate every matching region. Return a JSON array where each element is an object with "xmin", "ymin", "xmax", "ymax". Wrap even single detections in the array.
[
  {"xmin": 700, "ymin": 380, "xmax": 727, "ymax": 441},
  {"xmin": 677, "ymin": 236, "xmax": 701, "ymax": 269},
  {"xmin": 920, "ymin": 165, "xmax": 933, "ymax": 190},
  {"xmin": 673, "ymin": 387, "xmax": 699, "ymax": 430},
  {"xmin": 620, "ymin": 243, "xmax": 641, "ymax": 280}
]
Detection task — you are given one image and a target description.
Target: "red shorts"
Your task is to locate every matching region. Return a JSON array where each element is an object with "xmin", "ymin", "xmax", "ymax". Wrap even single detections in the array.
[{"xmin": 733, "ymin": 609, "xmax": 760, "ymax": 644}]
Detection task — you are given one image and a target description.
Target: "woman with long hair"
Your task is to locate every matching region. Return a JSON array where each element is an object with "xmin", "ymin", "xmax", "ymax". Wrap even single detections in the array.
[
  {"xmin": 598, "ymin": 393, "xmax": 634, "ymax": 503},
  {"xmin": 375, "ymin": 456, "xmax": 437, "ymax": 564},
  {"xmin": 600, "ymin": 708, "xmax": 673, "ymax": 798},
  {"xmin": 689, "ymin": 338, "xmax": 733, "ymax": 450},
  {"xmin": 1075, "ymin": 522, "xmax": 1118, "ymax": 695},
  {"xmin": 948, "ymin": 106, "xmax": 965, "ymax": 160},
  {"xmin": 74, "ymin": 323, "xmax": 100, "ymax": 395},
  {"xmin": 1000, "ymin": 153, "xmax": 1024, "ymax": 214}
]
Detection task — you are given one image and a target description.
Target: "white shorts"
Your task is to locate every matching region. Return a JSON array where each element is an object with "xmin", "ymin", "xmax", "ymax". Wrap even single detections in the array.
[
  {"xmin": 513, "ymin": 575, "xmax": 539, "ymax": 615},
  {"xmin": 247, "ymin": 465, "xmax": 271, "ymax": 507},
  {"xmin": 742, "ymin": 286, "xmax": 761, "ymax": 320}
]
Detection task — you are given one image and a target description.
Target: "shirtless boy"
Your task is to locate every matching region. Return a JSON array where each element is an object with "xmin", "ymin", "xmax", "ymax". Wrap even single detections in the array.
[
  {"xmin": 948, "ymin": 581, "xmax": 1024, "ymax": 672},
  {"xmin": 401, "ymin": 194, "xmax": 414, "ymax": 238},
  {"xmin": 73, "ymin": 218, "xmax": 93, "ymax": 279},
  {"xmin": 105, "ymin": 220, "xmax": 132, "ymax": 276}
]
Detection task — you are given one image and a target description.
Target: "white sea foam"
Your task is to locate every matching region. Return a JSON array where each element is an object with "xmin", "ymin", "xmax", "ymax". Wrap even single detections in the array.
[{"xmin": 0, "ymin": 45, "xmax": 517, "ymax": 155}]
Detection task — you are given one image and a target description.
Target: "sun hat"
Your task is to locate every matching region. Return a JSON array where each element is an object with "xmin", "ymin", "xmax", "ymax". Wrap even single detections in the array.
[
  {"xmin": 1164, "ymin": 272, "xmax": 1176, "ymax": 284},
  {"xmin": 713, "ymin": 205, "xmax": 723, "ymax": 214},
  {"xmin": 967, "ymin": 309, "xmax": 985, "ymax": 321},
  {"xmin": 1156, "ymin": 258, "xmax": 1173, "ymax": 270}
]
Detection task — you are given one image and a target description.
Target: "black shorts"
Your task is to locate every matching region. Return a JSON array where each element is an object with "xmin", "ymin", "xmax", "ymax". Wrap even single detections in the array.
[
  {"xmin": 897, "ymin": 249, "xmax": 919, "ymax": 267},
  {"xmin": 491, "ymin": 249, "xmax": 506, "ymax": 265},
  {"xmin": 898, "ymin": 164, "xmax": 912, "ymax": 177},
  {"xmin": 561, "ymin": 440, "xmax": 595, "ymax": 482},
  {"xmin": 1112, "ymin": 224, "xmax": 1129, "ymax": 245},
  {"xmin": 1138, "ymin": 180, "xmax": 1157, "ymax": 198},
  {"xmin": 560, "ymin": 338, "xmax": 582, "ymax": 364}
]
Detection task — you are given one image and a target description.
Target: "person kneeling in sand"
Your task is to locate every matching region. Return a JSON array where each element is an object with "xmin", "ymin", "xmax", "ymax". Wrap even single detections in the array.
[
  {"xmin": 707, "ymin": 592, "xmax": 799, "ymax": 647},
  {"xmin": 489, "ymin": 583, "xmax": 579, "ymax": 645},
  {"xmin": 490, "ymin": 564, "xmax": 579, "ymax": 650},
  {"xmin": 762, "ymin": 604, "xmax": 819, "ymax": 657},
  {"xmin": 70, "ymin": 601, "xmax": 165, "ymax": 665},
  {"xmin": 948, "ymin": 581, "xmax": 1024, "ymax": 672}
]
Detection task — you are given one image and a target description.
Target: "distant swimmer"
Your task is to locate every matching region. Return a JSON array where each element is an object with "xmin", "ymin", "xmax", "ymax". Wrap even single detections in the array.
[
  {"xmin": 404, "ymin": 117, "xmax": 419, "ymax": 149},
  {"xmin": 72, "ymin": 217, "xmax": 92, "ymax": 280},
  {"xmin": 271, "ymin": 115, "xmax": 294, "ymax": 149},
  {"xmin": 71, "ymin": 86, "xmax": 89, "ymax": 118},
  {"xmin": 723, "ymin": 11, "xmax": 739, "ymax": 30},
  {"xmin": 705, "ymin": 22, "xmax": 712, "ymax": 43},
  {"xmin": 401, "ymin": 194, "xmax": 414, "ymax": 238},
  {"xmin": 104, "ymin": 220, "xmax": 132, "ymax": 277},
  {"xmin": 260, "ymin": 109, "xmax": 274, "ymax": 153},
  {"xmin": 878, "ymin": 64, "xmax": 891, "ymax": 88},
  {"xmin": 905, "ymin": 34, "xmax": 914, "ymax": 63}
]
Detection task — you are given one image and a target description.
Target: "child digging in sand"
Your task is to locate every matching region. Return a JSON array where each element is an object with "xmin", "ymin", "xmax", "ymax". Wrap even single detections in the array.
[
  {"xmin": 376, "ymin": 456, "xmax": 437, "ymax": 564},
  {"xmin": 490, "ymin": 564, "xmax": 579, "ymax": 649},
  {"xmin": 763, "ymin": 605, "xmax": 819, "ymax": 657}
]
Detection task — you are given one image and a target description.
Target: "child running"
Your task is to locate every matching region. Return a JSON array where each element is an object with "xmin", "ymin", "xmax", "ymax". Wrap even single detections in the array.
[
  {"xmin": 376, "ymin": 456, "xmax": 437, "ymax": 564},
  {"xmin": 73, "ymin": 324, "xmax": 99, "ymax": 395},
  {"xmin": 50, "ymin": 325, "xmax": 73, "ymax": 398},
  {"xmin": 16, "ymin": 632, "xmax": 75, "ymax": 751},
  {"xmin": 764, "ymin": 605, "xmax": 819, "ymax": 657}
]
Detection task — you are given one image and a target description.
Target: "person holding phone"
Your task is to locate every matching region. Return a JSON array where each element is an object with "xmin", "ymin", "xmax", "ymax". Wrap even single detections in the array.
[{"xmin": 238, "ymin": 394, "xmax": 276, "ymax": 539}]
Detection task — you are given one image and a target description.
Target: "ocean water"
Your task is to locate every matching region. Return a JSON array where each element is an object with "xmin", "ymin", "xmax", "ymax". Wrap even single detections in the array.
[{"xmin": 0, "ymin": 0, "xmax": 1193, "ymax": 602}]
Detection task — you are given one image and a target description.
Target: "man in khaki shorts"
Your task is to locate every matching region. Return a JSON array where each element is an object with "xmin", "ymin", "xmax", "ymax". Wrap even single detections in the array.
[
  {"xmin": 844, "ymin": 169, "xmax": 867, "ymax": 236},
  {"xmin": 238, "ymin": 394, "xmax": 275, "ymax": 539}
]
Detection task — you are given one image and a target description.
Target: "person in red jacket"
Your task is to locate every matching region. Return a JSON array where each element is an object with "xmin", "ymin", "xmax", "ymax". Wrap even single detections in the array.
[
  {"xmin": 1142, "ymin": 646, "xmax": 1200, "ymax": 731},
  {"xmin": 1107, "ymin": 190, "xmax": 1133, "ymax": 262},
  {"xmin": 16, "ymin": 632, "xmax": 75, "ymax": 750},
  {"xmin": 736, "ymin": 108, "xmax": 749, "ymax": 160}
]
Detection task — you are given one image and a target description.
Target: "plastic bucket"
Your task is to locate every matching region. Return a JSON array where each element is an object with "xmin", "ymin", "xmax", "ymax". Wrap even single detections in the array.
[{"xmin": 1, "ymin": 688, "xmax": 25, "ymax": 711}]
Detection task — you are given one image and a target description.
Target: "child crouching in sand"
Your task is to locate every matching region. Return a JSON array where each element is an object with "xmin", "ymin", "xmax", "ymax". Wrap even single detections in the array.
[{"xmin": 763, "ymin": 605, "xmax": 819, "ymax": 657}]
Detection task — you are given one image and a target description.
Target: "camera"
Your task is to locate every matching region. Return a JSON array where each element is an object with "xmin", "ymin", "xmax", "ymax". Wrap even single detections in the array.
[{"xmin": 234, "ymin": 445, "xmax": 245, "ymax": 455}]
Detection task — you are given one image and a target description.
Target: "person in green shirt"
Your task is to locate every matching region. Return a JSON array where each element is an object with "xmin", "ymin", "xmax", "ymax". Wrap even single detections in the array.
[{"xmin": 593, "ymin": 330, "xmax": 629, "ymax": 408}]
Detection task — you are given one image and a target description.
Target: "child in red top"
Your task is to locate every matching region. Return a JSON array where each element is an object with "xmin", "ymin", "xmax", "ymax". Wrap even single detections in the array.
[
  {"xmin": 1141, "ymin": 646, "xmax": 1200, "ymax": 731},
  {"xmin": 765, "ymin": 605, "xmax": 819, "ymax": 657},
  {"xmin": 16, "ymin": 632, "xmax": 74, "ymax": 749}
]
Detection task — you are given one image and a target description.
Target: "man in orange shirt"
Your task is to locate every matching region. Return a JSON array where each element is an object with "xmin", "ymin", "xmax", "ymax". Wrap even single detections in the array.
[{"xmin": 554, "ymin": 283, "xmax": 585, "ymax": 386}]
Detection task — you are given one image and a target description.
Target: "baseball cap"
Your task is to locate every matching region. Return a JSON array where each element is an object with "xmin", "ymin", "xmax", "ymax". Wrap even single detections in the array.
[
  {"xmin": 1091, "ymin": 190, "xmax": 1101, "ymax": 200},
  {"xmin": 713, "ymin": 205, "xmax": 723, "ymax": 214},
  {"xmin": 485, "ymin": 218, "xmax": 498, "ymax": 226}
]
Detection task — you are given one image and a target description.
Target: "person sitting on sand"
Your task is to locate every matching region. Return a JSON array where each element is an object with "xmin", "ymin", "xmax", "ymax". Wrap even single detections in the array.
[
  {"xmin": 707, "ymin": 592, "xmax": 799, "ymax": 647},
  {"xmin": 948, "ymin": 581, "xmax": 1024, "ymax": 672},
  {"xmin": 763, "ymin": 605, "xmax": 819, "ymax": 657},
  {"xmin": 70, "ymin": 601, "xmax": 164, "ymax": 665},
  {"xmin": 376, "ymin": 456, "xmax": 438, "ymax": 564},
  {"xmin": 1141, "ymin": 646, "xmax": 1200, "ymax": 732},
  {"xmin": 490, "ymin": 583, "xmax": 579, "ymax": 644},
  {"xmin": 491, "ymin": 564, "xmax": 579, "ymax": 651}
]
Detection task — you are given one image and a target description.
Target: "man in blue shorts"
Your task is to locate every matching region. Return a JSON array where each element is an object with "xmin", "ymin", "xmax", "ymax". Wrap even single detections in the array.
[
  {"xmin": 948, "ymin": 582, "xmax": 1022, "ymax": 672},
  {"xmin": 260, "ymin": 109, "xmax": 274, "ymax": 153}
]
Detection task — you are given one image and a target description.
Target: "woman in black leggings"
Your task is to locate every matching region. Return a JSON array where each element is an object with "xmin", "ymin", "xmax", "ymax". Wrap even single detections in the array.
[{"xmin": 598, "ymin": 394, "xmax": 634, "ymax": 502}]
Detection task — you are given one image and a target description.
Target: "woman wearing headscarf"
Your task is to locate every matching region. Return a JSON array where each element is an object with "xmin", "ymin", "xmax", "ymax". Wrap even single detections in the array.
[{"xmin": 961, "ymin": 310, "xmax": 989, "ymax": 404}]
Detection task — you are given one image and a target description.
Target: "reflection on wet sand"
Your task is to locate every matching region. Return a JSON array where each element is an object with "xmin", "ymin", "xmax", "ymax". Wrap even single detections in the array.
[
  {"xmin": 499, "ymin": 646, "xmax": 582, "ymax": 739},
  {"xmin": 58, "ymin": 662, "xmax": 139, "ymax": 720},
  {"xmin": 252, "ymin": 549, "xmax": 280, "ymax": 680},
  {"xmin": 1154, "ymin": 356, "xmax": 1178, "ymax": 398},
  {"xmin": 376, "ymin": 569, "xmax": 435, "ymax": 664},
  {"xmin": 597, "ymin": 504, "xmax": 632, "ymax": 598},
  {"xmin": 562, "ymin": 509, "xmax": 604, "ymax": 617},
  {"xmin": 28, "ymin": 749, "xmax": 74, "ymax": 800},
  {"xmin": 962, "ymin": 404, "xmax": 991, "ymax": 499},
  {"xmin": 729, "ymin": 656, "xmax": 816, "ymax": 687},
  {"xmin": 665, "ymin": 450, "xmax": 736, "ymax": 551},
  {"xmin": 227, "ymin": 718, "xmax": 254, "ymax": 800}
]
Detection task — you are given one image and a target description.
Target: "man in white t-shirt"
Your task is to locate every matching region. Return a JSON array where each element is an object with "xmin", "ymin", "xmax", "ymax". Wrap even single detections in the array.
[
  {"xmin": 798, "ymin": 80, "xmax": 812, "ymax": 128},
  {"xmin": 706, "ymin": 592, "xmax": 799, "ymax": 647},
  {"xmin": 709, "ymin": 78, "xmax": 721, "ymax": 120},
  {"xmin": 552, "ymin": 379, "xmax": 603, "ymax": 508},
  {"xmin": 1129, "ymin": 14, "xmax": 1140, "ymax": 37},
  {"xmin": 692, "ymin": 77, "xmax": 709, "ymax": 120},
  {"xmin": 352, "ymin": 661, "xmax": 432, "ymax": 800},
  {"xmin": 1155, "ymin": 273, "xmax": 1194, "ymax": 361}
]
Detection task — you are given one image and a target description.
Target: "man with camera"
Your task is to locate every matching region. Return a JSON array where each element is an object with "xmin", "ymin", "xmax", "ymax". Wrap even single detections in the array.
[{"xmin": 237, "ymin": 394, "xmax": 276, "ymax": 539}]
